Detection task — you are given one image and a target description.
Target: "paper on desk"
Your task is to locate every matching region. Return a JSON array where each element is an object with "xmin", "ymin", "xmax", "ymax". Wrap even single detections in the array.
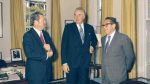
[{"xmin": 7, "ymin": 73, "xmax": 20, "ymax": 81}]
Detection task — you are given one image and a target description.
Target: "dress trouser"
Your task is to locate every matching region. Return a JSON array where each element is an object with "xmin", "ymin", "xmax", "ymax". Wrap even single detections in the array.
[{"xmin": 66, "ymin": 67, "xmax": 89, "ymax": 84}]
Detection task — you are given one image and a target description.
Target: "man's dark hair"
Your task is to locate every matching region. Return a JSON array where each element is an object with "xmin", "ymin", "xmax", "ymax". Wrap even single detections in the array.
[
  {"xmin": 105, "ymin": 17, "xmax": 119, "ymax": 31},
  {"xmin": 30, "ymin": 11, "xmax": 43, "ymax": 26}
]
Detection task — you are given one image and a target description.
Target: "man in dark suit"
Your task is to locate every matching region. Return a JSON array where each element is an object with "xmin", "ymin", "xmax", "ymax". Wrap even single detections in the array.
[
  {"xmin": 23, "ymin": 12, "xmax": 56, "ymax": 84},
  {"xmin": 61, "ymin": 7, "xmax": 97, "ymax": 84},
  {"xmin": 101, "ymin": 17, "xmax": 135, "ymax": 84}
]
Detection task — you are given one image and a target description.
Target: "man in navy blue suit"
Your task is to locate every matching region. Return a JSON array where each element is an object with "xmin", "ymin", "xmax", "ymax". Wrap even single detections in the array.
[
  {"xmin": 61, "ymin": 7, "xmax": 97, "ymax": 84},
  {"xmin": 23, "ymin": 12, "xmax": 56, "ymax": 84}
]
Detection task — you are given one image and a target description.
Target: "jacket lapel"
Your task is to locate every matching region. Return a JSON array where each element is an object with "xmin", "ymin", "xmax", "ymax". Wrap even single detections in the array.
[
  {"xmin": 30, "ymin": 28, "xmax": 44, "ymax": 47},
  {"xmin": 72, "ymin": 23, "xmax": 83, "ymax": 44},
  {"xmin": 107, "ymin": 32, "xmax": 118, "ymax": 52},
  {"xmin": 83, "ymin": 23, "xmax": 89, "ymax": 44}
]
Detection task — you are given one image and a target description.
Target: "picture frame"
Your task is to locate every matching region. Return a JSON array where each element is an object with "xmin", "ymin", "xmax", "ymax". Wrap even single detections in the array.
[
  {"xmin": 0, "ymin": 2, "xmax": 3, "ymax": 38},
  {"xmin": 10, "ymin": 48, "xmax": 22, "ymax": 62},
  {"xmin": 0, "ymin": 52, "xmax": 2, "ymax": 59},
  {"xmin": 64, "ymin": 20, "xmax": 74, "ymax": 25}
]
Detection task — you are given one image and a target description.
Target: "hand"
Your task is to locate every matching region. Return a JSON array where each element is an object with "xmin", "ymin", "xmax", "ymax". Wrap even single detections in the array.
[
  {"xmin": 89, "ymin": 46, "xmax": 94, "ymax": 54},
  {"xmin": 47, "ymin": 50, "xmax": 53, "ymax": 58},
  {"xmin": 44, "ymin": 44, "xmax": 51, "ymax": 51},
  {"xmin": 63, "ymin": 64, "xmax": 70, "ymax": 73}
]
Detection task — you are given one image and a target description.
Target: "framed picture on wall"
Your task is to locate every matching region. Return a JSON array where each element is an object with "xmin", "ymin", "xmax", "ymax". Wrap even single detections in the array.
[
  {"xmin": 0, "ymin": 2, "xmax": 3, "ymax": 38},
  {"xmin": 10, "ymin": 48, "xmax": 22, "ymax": 62}
]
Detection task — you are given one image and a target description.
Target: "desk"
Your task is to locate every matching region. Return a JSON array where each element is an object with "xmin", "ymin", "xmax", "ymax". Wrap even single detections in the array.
[
  {"xmin": 0, "ymin": 80, "xmax": 27, "ymax": 84},
  {"xmin": 0, "ymin": 66, "xmax": 25, "ymax": 83}
]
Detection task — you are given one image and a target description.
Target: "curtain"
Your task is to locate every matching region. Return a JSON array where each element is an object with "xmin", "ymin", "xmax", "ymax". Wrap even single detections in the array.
[
  {"xmin": 101, "ymin": 0, "xmax": 113, "ymax": 35},
  {"xmin": 51, "ymin": 0, "xmax": 63, "ymax": 79},
  {"xmin": 81, "ymin": 0, "xmax": 89, "ymax": 23},
  {"xmin": 121, "ymin": 0, "xmax": 137, "ymax": 78},
  {"xmin": 10, "ymin": 0, "xmax": 25, "ymax": 60},
  {"xmin": 81, "ymin": 0, "xmax": 87, "ymax": 12}
]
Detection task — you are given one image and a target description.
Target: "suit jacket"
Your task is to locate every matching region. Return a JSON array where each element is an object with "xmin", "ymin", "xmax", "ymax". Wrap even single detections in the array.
[
  {"xmin": 61, "ymin": 22, "xmax": 97, "ymax": 68},
  {"xmin": 23, "ymin": 28, "xmax": 56, "ymax": 80},
  {"xmin": 101, "ymin": 31, "xmax": 135, "ymax": 82}
]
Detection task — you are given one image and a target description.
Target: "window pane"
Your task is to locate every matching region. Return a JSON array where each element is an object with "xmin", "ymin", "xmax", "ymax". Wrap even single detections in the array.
[{"xmin": 25, "ymin": 0, "xmax": 46, "ymax": 31}]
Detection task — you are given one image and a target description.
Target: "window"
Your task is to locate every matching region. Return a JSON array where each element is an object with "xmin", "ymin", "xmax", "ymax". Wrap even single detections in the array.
[
  {"xmin": 146, "ymin": 0, "xmax": 150, "ymax": 79},
  {"xmin": 96, "ymin": 0, "xmax": 102, "ymax": 33},
  {"xmin": 25, "ymin": 0, "xmax": 46, "ymax": 31},
  {"xmin": 146, "ymin": 0, "xmax": 150, "ymax": 20}
]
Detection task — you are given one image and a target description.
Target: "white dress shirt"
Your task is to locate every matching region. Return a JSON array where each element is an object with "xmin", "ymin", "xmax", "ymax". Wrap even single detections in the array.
[
  {"xmin": 76, "ymin": 23, "xmax": 84, "ymax": 33},
  {"xmin": 105, "ymin": 30, "xmax": 116, "ymax": 45}
]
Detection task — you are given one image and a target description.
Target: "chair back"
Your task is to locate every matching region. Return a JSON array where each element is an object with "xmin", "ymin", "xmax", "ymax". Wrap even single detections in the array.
[{"xmin": 0, "ymin": 59, "xmax": 7, "ymax": 68}]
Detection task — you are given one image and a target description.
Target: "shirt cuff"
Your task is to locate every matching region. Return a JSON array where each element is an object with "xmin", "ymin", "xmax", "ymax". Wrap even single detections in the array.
[
  {"xmin": 63, "ymin": 63, "xmax": 68, "ymax": 65},
  {"xmin": 46, "ymin": 55, "xmax": 48, "ymax": 60}
]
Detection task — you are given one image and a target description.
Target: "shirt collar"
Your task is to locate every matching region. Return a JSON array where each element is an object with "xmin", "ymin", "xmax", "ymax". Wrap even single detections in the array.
[
  {"xmin": 105, "ymin": 30, "xmax": 116, "ymax": 45},
  {"xmin": 33, "ymin": 27, "xmax": 42, "ymax": 37},
  {"xmin": 76, "ymin": 23, "xmax": 84, "ymax": 31},
  {"xmin": 107, "ymin": 30, "xmax": 116, "ymax": 38}
]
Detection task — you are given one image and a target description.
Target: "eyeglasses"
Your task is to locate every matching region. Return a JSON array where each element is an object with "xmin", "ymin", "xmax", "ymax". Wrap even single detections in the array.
[{"xmin": 101, "ymin": 23, "xmax": 113, "ymax": 27}]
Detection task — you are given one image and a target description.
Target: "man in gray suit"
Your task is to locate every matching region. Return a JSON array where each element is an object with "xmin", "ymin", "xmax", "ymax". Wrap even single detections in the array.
[{"xmin": 101, "ymin": 17, "xmax": 135, "ymax": 84}]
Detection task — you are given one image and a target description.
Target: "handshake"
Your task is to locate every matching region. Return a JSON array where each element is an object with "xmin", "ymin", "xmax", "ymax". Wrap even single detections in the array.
[{"xmin": 44, "ymin": 44, "xmax": 53, "ymax": 58}]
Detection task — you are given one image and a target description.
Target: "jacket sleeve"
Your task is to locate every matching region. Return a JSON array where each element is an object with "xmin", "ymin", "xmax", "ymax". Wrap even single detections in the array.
[
  {"xmin": 45, "ymin": 31, "xmax": 57, "ymax": 61},
  {"xmin": 61, "ymin": 25, "xmax": 69, "ymax": 64},
  {"xmin": 23, "ymin": 33, "xmax": 47, "ymax": 61},
  {"xmin": 90, "ymin": 26, "xmax": 98, "ymax": 50},
  {"xmin": 123, "ymin": 36, "xmax": 135, "ymax": 71}
]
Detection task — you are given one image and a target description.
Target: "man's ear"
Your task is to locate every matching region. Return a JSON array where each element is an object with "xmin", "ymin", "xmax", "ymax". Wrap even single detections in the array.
[
  {"xmin": 34, "ymin": 20, "xmax": 38, "ymax": 24},
  {"xmin": 112, "ymin": 24, "xmax": 116, "ymax": 30}
]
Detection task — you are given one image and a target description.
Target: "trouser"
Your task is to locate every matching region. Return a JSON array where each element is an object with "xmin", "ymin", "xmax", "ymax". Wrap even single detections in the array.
[{"xmin": 66, "ymin": 67, "xmax": 89, "ymax": 84}]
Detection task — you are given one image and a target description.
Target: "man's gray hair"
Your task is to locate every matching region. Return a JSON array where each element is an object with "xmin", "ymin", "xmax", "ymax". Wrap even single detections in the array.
[
  {"xmin": 74, "ymin": 7, "xmax": 86, "ymax": 18},
  {"xmin": 30, "ymin": 11, "xmax": 43, "ymax": 26}
]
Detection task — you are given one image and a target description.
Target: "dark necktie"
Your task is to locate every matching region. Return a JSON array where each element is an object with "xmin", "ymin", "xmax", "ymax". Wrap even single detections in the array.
[
  {"xmin": 40, "ymin": 32, "xmax": 46, "ymax": 44},
  {"xmin": 79, "ymin": 25, "xmax": 84, "ymax": 44},
  {"xmin": 104, "ymin": 36, "xmax": 111, "ymax": 53}
]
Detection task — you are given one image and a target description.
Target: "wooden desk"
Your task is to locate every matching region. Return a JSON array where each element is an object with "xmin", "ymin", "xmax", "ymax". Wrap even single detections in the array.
[
  {"xmin": 0, "ymin": 66, "xmax": 25, "ymax": 84},
  {"xmin": 0, "ymin": 80, "xmax": 27, "ymax": 84}
]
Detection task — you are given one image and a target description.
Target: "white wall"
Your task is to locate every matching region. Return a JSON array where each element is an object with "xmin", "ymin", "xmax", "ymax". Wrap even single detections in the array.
[
  {"xmin": 60, "ymin": 0, "xmax": 80, "ymax": 33},
  {"xmin": 0, "ymin": 0, "xmax": 11, "ymax": 62}
]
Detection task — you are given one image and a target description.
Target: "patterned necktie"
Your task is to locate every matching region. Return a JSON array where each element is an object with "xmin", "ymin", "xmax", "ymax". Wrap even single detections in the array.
[
  {"xmin": 79, "ymin": 24, "xmax": 84, "ymax": 44},
  {"xmin": 104, "ymin": 36, "xmax": 111, "ymax": 53},
  {"xmin": 40, "ymin": 32, "xmax": 46, "ymax": 44}
]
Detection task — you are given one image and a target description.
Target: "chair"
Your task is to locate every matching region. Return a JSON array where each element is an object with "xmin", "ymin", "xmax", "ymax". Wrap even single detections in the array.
[
  {"xmin": 0, "ymin": 59, "xmax": 7, "ymax": 68},
  {"xmin": 89, "ymin": 63, "xmax": 102, "ymax": 84},
  {"xmin": 89, "ymin": 63, "xmax": 101, "ymax": 78}
]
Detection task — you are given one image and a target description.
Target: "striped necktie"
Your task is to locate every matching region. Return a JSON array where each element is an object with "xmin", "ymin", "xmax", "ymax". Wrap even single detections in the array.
[
  {"xmin": 104, "ymin": 36, "xmax": 111, "ymax": 53},
  {"xmin": 79, "ymin": 24, "xmax": 84, "ymax": 44},
  {"xmin": 40, "ymin": 32, "xmax": 46, "ymax": 44}
]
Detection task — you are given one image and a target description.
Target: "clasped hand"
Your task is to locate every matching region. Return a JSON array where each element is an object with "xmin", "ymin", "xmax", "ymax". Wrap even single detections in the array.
[
  {"xmin": 44, "ymin": 44, "xmax": 53, "ymax": 57},
  {"xmin": 89, "ymin": 46, "xmax": 94, "ymax": 54}
]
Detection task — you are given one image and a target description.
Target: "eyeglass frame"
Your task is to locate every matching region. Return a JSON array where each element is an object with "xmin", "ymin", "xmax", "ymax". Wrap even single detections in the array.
[{"xmin": 101, "ymin": 23, "xmax": 114, "ymax": 27}]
